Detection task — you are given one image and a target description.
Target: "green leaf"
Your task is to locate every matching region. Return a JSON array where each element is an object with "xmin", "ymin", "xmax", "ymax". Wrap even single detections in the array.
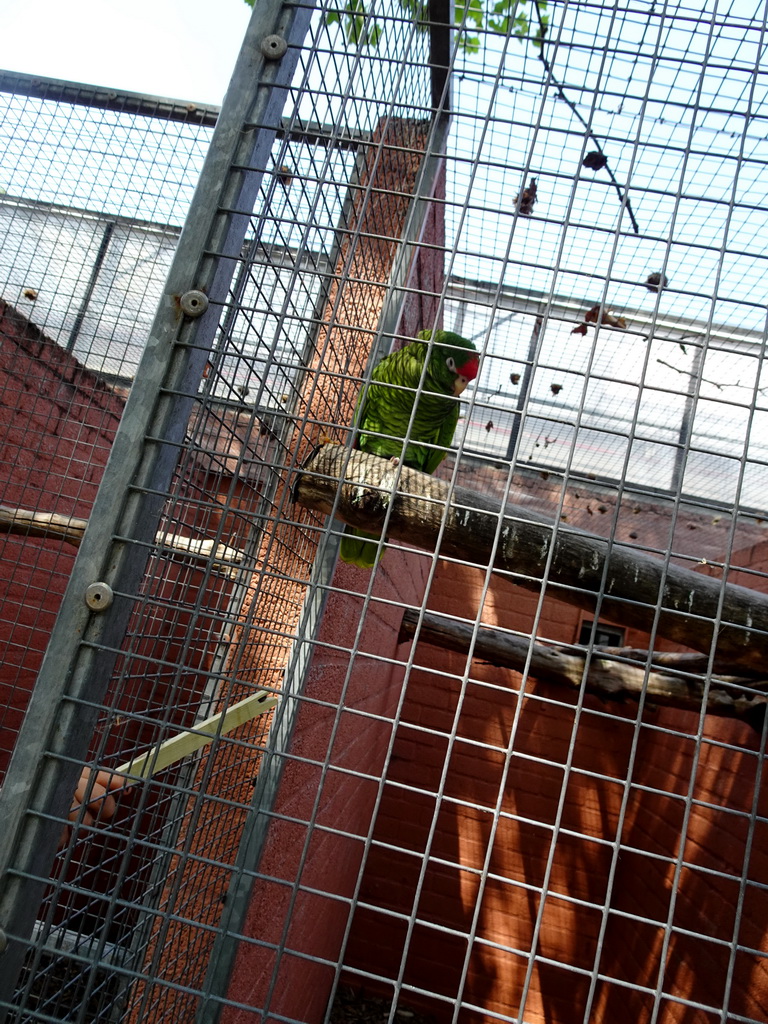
[
  {"xmin": 455, "ymin": 0, "xmax": 485, "ymax": 31},
  {"xmin": 399, "ymin": 0, "xmax": 429, "ymax": 19},
  {"xmin": 533, "ymin": 10, "xmax": 549, "ymax": 48},
  {"xmin": 323, "ymin": 0, "xmax": 383, "ymax": 48}
]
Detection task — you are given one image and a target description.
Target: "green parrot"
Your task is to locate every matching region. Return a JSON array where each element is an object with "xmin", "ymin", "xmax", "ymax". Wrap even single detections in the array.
[{"xmin": 339, "ymin": 329, "xmax": 480, "ymax": 568}]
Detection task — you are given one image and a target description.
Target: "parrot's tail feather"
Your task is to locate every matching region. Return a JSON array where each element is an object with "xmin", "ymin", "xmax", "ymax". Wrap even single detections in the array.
[{"xmin": 339, "ymin": 526, "xmax": 383, "ymax": 569}]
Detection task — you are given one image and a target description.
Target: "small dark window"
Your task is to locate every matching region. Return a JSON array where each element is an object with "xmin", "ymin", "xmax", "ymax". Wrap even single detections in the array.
[{"xmin": 578, "ymin": 621, "xmax": 626, "ymax": 647}]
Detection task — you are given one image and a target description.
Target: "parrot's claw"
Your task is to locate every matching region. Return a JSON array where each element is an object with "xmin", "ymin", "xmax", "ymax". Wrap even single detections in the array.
[
  {"xmin": 349, "ymin": 485, "xmax": 369, "ymax": 509},
  {"xmin": 349, "ymin": 461, "xmax": 400, "ymax": 516}
]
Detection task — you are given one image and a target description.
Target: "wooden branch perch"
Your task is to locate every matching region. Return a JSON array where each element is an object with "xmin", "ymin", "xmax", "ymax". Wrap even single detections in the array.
[
  {"xmin": 0, "ymin": 504, "xmax": 245, "ymax": 579},
  {"xmin": 0, "ymin": 506, "xmax": 88, "ymax": 546},
  {"xmin": 294, "ymin": 444, "xmax": 768, "ymax": 672},
  {"xmin": 399, "ymin": 609, "xmax": 768, "ymax": 726}
]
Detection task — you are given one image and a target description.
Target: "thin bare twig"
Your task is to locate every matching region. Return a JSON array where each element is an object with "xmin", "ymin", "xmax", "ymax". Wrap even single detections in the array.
[{"xmin": 532, "ymin": 5, "xmax": 640, "ymax": 235}]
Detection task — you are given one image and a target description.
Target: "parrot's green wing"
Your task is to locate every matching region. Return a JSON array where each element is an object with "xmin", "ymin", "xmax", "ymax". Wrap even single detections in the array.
[
  {"xmin": 339, "ymin": 349, "xmax": 420, "ymax": 568},
  {"xmin": 354, "ymin": 344, "xmax": 426, "ymax": 461},
  {"xmin": 421, "ymin": 401, "xmax": 459, "ymax": 474}
]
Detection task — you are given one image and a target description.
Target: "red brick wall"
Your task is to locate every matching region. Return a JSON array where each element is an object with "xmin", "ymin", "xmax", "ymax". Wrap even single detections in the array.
[
  {"xmin": 0, "ymin": 298, "xmax": 124, "ymax": 775},
  {"xmin": 220, "ymin": 115, "xmax": 440, "ymax": 1024},
  {"xmin": 0, "ymin": 304, "xmax": 276, "ymax": 958},
  {"xmin": 397, "ymin": 158, "xmax": 446, "ymax": 342},
  {"xmin": 0, "ymin": 303, "xmax": 251, "ymax": 782},
  {"xmin": 341, "ymin": 541, "xmax": 768, "ymax": 1024}
]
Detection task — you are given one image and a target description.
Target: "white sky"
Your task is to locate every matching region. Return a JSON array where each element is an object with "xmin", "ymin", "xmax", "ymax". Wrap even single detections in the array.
[
  {"xmin": 2, "ymin": 0, "xmax": 767, "ymax": 503},
  {"xmin": 2, "ymin": 0, "xmax": 253, "ymax": 105}
]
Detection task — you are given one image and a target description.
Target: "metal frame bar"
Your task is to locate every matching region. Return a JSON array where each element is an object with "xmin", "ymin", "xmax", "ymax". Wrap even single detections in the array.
[
  {"xmin": 0, "ymin": 68, "xmax": 222, "ymax": 129},
  {"xmin": 446, "ymin": 278, "xmax": 768, "ymax": 353},
  {"xmin": 65, "ymin": 220, "xmax": 115, "ymax": 353},
  {"xmin": 0, "ymin": 0, "xmax": 316, "ymax": 1009},
  {"xmin": 193, "ymin": 148, "xmax": 369, "ymax": 1018}
]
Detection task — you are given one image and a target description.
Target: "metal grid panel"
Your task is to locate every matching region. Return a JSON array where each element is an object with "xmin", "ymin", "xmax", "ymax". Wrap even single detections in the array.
[
  {"xmin": 0, "ymin": 2, "xmax": 767, "ymax": 1024},
  {"xmin": 0, "ymin": 74, "xmax": 215, "ymax": 383}
]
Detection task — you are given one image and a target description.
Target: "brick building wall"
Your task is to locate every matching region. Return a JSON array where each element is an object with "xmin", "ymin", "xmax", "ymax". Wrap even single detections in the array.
[
  {"xmin": 0, "ymin": 298, "xmax": 124, "ymax": 775},
  {"xmin": 222, "ymin": 554, "xmax": 430, "ymax": 1023},
  {"xmin": 0, "ymin": 301, "xmax": 274, "ymax": 969},
  {"xmin": 0, "ymin": 300, "xmax": 269, "ymax": 782},
  {"xmin": 128, "ymin": 116, "xmax": 444, "ymax": 1020}
]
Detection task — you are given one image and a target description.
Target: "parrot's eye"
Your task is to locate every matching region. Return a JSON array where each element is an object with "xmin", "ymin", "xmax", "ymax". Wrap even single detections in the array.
[{"xmin": 446, "ymin": 356, "xmax": 457, "ymax": 373}]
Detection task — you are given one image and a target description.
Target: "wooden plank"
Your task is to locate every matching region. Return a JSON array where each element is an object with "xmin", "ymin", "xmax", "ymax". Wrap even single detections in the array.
[{"xmin": 115, "ymin": 690, "xmax": 279, "ymax": 780}]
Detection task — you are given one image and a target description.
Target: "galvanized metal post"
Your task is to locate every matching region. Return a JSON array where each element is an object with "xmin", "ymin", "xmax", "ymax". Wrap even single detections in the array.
[{"xmin": 0, "ymin": 0, "xmax": 315, "ymax": 1011}]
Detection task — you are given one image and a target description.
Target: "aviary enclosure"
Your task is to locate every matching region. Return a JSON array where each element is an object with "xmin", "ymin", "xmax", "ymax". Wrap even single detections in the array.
[{"xmin": 0, "ymin": 0, "xmax": 767, "ymax": 1022}]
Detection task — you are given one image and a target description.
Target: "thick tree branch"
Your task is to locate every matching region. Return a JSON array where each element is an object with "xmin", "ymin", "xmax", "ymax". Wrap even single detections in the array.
[
  {"xmin": 0, "ymin": 506, "xmax": 88, "ymax": 546},
  {"xmin": 294, "ymin": 444, "xmax": 768, "ymax": 672},
  {"xmin": 399, "ymin": 608, "xmax": 768, "ymax": 727}
]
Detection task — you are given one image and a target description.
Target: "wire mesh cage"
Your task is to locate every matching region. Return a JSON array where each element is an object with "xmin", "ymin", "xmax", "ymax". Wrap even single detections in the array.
[{"xmin": 1, "ymin": 1, "xmax": 767, "ymax": 1023}]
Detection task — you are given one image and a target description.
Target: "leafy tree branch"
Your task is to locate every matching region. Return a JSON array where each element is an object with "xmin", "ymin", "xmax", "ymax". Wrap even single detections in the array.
[
  {"xmin": 243, "ymin": 0, "xmax": 548, "ymax": 54},
  {"xmin": 242, "ymin": 0, "xmax": 635, "ymax": 231}
]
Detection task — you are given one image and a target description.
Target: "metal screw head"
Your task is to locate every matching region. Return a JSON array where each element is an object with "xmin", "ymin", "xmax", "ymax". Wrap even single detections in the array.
[
  {"xmin": 179, "ymin": 290, "xmax": 209, "ymax": 318},
  {"xmin": 84, "ymin": 582, "xmax": 114, "ymax": 612},
  {"xmin": 261, "ymin": 34, "xmax": 287, "ymax": 59}
]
